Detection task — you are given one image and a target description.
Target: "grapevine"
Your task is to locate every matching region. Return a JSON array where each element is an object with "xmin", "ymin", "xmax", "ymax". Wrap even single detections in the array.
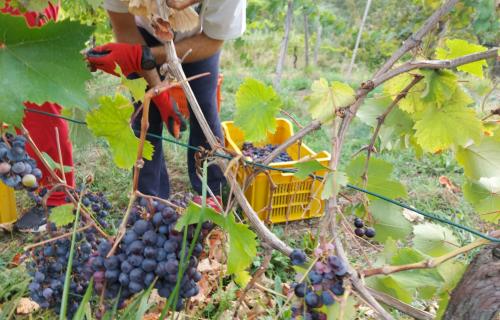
[{"xmin": 0, "ymin": 0, "xmax": 498, "ymax": 319}]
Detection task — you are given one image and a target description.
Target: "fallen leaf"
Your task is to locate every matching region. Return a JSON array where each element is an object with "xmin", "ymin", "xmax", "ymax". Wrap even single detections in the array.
[
  {"xmin": 16, "ymin": 298, "xmax": 39, "ymax": 315},
  {"xmin": 438, "ymin": 176, "xmax": 461, "ymax": 193}
]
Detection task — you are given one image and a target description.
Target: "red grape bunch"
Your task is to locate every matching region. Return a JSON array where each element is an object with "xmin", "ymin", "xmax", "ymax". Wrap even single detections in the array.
[
  {"xmin": 289, "ymin": 243, "xmax": 349, "ymax": 320},
  {"xmin": 90, "ymin": 197, "xmax": 214, "ymax": 312},
  {"xmin": 26, "ymin": 232, "xmax": 97, "ymax": 317},
  {"xmin": 241, "ymin": 142, "xmax": 292, "ymax": 162},
  {"xmin": 0, "ymin": 133, "xmax": 42, "ymax": 190}
]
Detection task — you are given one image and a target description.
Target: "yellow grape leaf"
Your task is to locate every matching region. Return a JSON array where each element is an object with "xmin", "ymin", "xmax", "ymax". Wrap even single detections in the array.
[
  {"xmin": 49, "ymin": 204, "xmax": 75, "ymax": 227},
  {"xmin": 436, "ymin": 39, "xmax": 488, "ymax": 78},
  {"xmin": 420, "ymin": 69, "xmax": 458, "ymax": 107},
  {"xmin": 413, "ymin": 88, "xmax": 482, "ymax": 152},
  {"xmin": 382, "ymin": 72, "xmax": 426, "ymax": 113},
  {"xmin": 234, "ymin": 270, "xmax": 251, "ymax": 287},
  {"xmin": 115, "ymin": 65, "xmax": 148, "ymax": 102},
  {"xmin": 86, "ymin": 94, "xmax": 154, "ymax": 169},
  {"xmin": 234, "ymin": 78, "xmax": 282, "ymax": 142},
  {"xmin": 306, "ymin": 78, "xmax": 355, "ymax": 123}
]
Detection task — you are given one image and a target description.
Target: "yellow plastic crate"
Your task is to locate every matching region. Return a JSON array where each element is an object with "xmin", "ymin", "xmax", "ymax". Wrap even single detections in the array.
[
  {"xmin": 0, "ymin": 181, "xmax": 17, "ymax": 224},
  {"xmin": 222, "ymin": 118, "xmax": 330, "ymax": 223}
]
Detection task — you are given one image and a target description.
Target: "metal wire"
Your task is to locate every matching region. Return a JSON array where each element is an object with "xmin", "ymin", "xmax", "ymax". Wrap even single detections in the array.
[{"xmin": 24, "ymin": 107, "xmax": 500, "ymax": 242}]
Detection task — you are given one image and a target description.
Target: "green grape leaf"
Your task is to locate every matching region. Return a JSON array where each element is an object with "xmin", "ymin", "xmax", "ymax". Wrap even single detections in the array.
[
  {"xmin": 86, "ymin": 94, "xmax": 154, "ymax": 169},
  {"xmin": 115, "ymin": 65, "xmax": 147, "ymax": 102},
  {"xmin": 306, "ymin": 78, "xmax": 355, "ymax": 123},
  {"xmin": 413, "ymin": 223, "xmax": 460, "ymax": 257},
  {"xmin": 413, "ymin": 90, "xmax": 482, "ymax": 152},
  {"xmin": 41, "ymin": 152, "xmax": 73, "ymax": 173},
  {"xmin": 325, "ymin": 296, "xmax": 356, "ymax": 320},
  {"xmin": 321, "ymin": 171, "xmax": 347, "ymax": 200},
  {"xmin": 420, "ymin": 69, "xmax": 458, "ymax": 106},
  {"xmin": 366, "ymin": 275, "xmax": 413, "ymax": 303},
  {"xmin": 346, "ymin": 155, "xmax": 407, "ymax": 199},
  {"xmin": 463, "ymin": 179, "xmax": 500, "ymax": 223},
  {"xmin": 390, "ymin": 248, "xmax": 444, "ymax": 294},
  {"xmin": 176, "ymin": 204, "xmax": 258, "ymax": 276},
  {"xmin": 436, "ymin": 39, "xmax": 488, "ymax": 78},
  {"xmin": 48, "ymin": 204, "xmax": 75, "ymax": 227},
  {"xmin": 369, "ymin": 200, "xmax": 413, "ymax": 242},
  {"xmin": 382, "ymin": 72, "xmax": 426, "ymax": 113},
  {"xmin": 175, "ymin": 204, "xmax": 225, "ymax": 231},
  {"xmin": 234, "ymin": 78, "xmax": 282, "ymax": 142},
  {"xmin": 293, "ymin": 160, "xmax": 329, "ymax": 180},
  {"xmin": 224, "ymin": 212, "xmax": 258, "ymax": 275},
  {"xmin": 358, "ymin": 95, "xmax": 415, "ymax": 150},
  {"xmin": 0, "ymin": 14, "xmax": 93, "ymax": 126},
  {"xmin": 456, "ymin": 136, "xmax": 500, "ymax": 180}
]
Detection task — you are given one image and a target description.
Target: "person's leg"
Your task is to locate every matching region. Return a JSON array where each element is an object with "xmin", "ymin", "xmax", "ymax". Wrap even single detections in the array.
[
  {"xmin": 131, "ymin": 27, "xmax": 170, "ymax": 199},
  {"xmin": 132, "ymin": 102, "xmax": 170, "ymax": 199},
  {"xmin": 16, "ymin": 102, "xmax": 75, "ymax": 231},
  {"xmin": 182, "ymin": 51, "xmax": 226, "ymax": 195}
]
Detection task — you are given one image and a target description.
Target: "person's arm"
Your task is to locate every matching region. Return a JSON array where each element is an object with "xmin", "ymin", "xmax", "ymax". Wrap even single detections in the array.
[
  {"xmin": 107, "ymin": 10, "xmax": 163, "ymax": 86},
  {"xmin": 150, "ymin": 32, "xmax": 223, "ymax": 64}
]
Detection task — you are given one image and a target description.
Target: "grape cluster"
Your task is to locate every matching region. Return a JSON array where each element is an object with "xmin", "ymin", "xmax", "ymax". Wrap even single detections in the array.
[
  {"xmin": 353, "ymin": 218, "xmax": 376, "ymax": 238},
  {"xmin": 0, "ymin": 134, "xmax": 42, "ymax": 190},
  {"xmin": 241, "ymin": 142, "xmax": 292, "ymax": 162},
  {"xmin": 27, "ymin": 233, "xmax": 96, "ymax": 318},
  {"xmin": 90, "ymin": 198, "xmax": 213, "ymax": 311},
  {"xmin": 289, "ymin": 245, "xmax": 348, "ymax": 319},
  {"xmin": 82, "ymin": 191, "xmax": 113, "ymax": 229}
]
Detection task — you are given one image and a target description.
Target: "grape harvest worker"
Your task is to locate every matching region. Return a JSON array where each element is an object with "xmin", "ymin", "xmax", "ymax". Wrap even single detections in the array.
[
  {"xmin": 87, "ymin": 0, "xmax": 246, "ymax": 207},
  {"xmin": 1, "ymin": 1, "xmax": 76, "ymax": 232}
]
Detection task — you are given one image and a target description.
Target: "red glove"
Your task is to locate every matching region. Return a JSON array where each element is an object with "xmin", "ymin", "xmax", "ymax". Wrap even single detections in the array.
[
  {"xmin": 86, "ymin": 43, "xmax": 143, "ymax": 77},
  {"xmin": 152, "ymin": 90, "xmax": 187, "ymax": 139}
]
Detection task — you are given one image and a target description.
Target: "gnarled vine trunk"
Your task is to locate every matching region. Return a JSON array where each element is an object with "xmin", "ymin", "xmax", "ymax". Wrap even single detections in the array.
[{"xmin": 444, "ymin": 243, "xmax": 500, "ymax": 320}]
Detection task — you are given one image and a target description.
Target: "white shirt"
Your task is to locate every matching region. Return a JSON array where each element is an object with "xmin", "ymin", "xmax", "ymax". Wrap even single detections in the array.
[{"xmin": 103, "ymin": 0, "xmax": 246, "ymax": 42}]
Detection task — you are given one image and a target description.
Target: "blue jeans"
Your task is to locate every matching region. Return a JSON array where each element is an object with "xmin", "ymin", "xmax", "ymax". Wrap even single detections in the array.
[{"xmin": 132, "ymin": 28, "xmax": 226, "ymax": 199}]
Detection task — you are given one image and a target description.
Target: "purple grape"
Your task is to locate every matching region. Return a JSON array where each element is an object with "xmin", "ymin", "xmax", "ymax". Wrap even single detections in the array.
[{"xmin": 365, "ymin": 227, "xmax": 376, "ymax": 238}]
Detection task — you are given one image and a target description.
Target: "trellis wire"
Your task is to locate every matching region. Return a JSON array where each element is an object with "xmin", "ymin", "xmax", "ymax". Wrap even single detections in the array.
[{"xmin": 23, "ymin": 107, "xmax": 500, "ymax": 242}]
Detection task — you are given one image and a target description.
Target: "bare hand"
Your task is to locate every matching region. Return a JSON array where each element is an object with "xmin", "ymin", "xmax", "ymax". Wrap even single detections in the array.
[{"xmin": 166, "ymin": 0, "xmax": 200, "ymax": 10}]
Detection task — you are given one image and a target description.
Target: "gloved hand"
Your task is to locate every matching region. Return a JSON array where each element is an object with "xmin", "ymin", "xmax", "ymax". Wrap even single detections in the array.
[
  {"xmin": 86, "ymin": 43, "xmax": 144, "ymax": 77},
  {"xmin": 152, "ymin": 90, "xmax": 187, "ymax": 139}
]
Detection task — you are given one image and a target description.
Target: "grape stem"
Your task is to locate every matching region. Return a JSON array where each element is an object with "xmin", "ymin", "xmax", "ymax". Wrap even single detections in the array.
[
  {"xmin": 63, "ymin": 189, "xmax": 110, "ymax": 239},
  {"xmin": 135, "ymin": 190, "xmax": 182, "ymax": 209},
  {"xmin": 106, "ymin": 192, "xmax": 137, "ymax": 258},
  {"xmin": 362, "ymin": 233, "xmax": 498, "ymax": 277},
  {"xmin": 54, "ymin": 127, "xmax": 67, "ymax": 185},
  {"xmin": 22, "ymin": 125, "xmax": 63, "ymax": 184},
  {"xmin": 23, "ymin": 224, "xmax": 92, "ymax": 251},
  {"xmin": 232, "ymin": 244, "xmax": 272, "ymax": 318},
  {"xmin": 360, "ymin": 74, "xmax": 424, "ymax": 188},
  {"xmin": 338, "ymin": 283, "xmax": 352, "ymax": 320}
]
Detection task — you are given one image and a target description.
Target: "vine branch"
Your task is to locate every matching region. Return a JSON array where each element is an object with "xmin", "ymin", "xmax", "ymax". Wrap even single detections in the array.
[
  {"xmin": 362, "ymin": 234, "xmax": 496, "ymax": 277},
  {"xmin": 361, "ymin": 74, "xmax": 424, "ymax": 184},
  {"xmin": 373, "ymin": 48, "xmax": 498, "ymax": 88}
]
